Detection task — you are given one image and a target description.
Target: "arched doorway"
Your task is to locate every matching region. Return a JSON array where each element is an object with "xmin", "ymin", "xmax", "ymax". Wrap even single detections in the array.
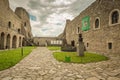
[
  {"xmin": 71, "ymin": 40, "xmax": 75, "ymax": 47},
  {"xmin": 1, "ymin": 32, "xmax": 5, "ymax": 49},
  {"xmin": 19, "ymin": 37, "xmax": 21, "ymax": 47},
  {"xmin": 6, "ymin": 34, "xmax": 11, "ymax": 49},
  {"xmin": 12, "ymin": 35, "xmax": 17, "ymax": 48}
]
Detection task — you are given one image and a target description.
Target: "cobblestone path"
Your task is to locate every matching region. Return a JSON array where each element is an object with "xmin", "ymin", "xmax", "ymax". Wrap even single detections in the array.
[{"xmin": 0, "ymin": 47, "xmax": 120, "ymax": 80}]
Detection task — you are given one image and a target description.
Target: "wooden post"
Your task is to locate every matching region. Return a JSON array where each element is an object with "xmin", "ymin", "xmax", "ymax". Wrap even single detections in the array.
[{"xmin": 21, "ymin": 47, "xmax": 23, "ymax": 57}]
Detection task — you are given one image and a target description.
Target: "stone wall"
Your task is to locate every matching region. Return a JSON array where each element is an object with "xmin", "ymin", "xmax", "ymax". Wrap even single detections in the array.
[
  {"xmin": 63, "ymin": 0, "xmax": 120, "ymax": 54},
  {"xmin": 15, "ymin": 7, "xmax": 33, "ymax": 39},
  {"xmin": 0, "ymin": 0, "xmax": 32, "ymax": 49},
  {"xmin": 33, "ymin": 37, "xmax": 62, "ymax": 46}
]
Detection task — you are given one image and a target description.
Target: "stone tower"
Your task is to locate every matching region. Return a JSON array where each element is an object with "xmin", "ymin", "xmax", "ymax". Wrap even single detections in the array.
[{"xmin": 15, "ymin": 7, "xmax": 33, "ymax": 39}]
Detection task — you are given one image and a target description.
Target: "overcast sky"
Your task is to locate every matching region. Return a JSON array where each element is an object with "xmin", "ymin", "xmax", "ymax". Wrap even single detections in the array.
[{"xmin": 9, "ymin": 0, "xmax": 95, "ymax": 37}]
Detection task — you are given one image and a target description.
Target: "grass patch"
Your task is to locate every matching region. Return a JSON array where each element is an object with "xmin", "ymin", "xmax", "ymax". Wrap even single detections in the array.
[
  {"xmin": 0, "ymin": 46, "xmax": 35, "ymax": 71},
  {"xmin": 47, "ymin": 46, "xmax": 61, "ymax": 51},
  {"xmin": 53, "ymin": 52, "xmax": 108, "ymax": 63}
]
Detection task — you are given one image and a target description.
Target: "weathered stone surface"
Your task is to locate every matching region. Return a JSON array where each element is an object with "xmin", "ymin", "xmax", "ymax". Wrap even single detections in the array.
[
  {"xmin": 12, "ymin": 78, "xmax": 24, "ymax": 80},
  {"xmin": 1, "ymin": 77, "xmax": 12, "ymax": 80},
  {"xmin": 76, "ymin": 79, "xmax": 84, "ymax": 80},
  {"xmin": 24, "ymin": 78, "xmax": 32, "ymax": 80},
  {"xmin": 39, "ymin": 71, "xmax": 47, "ymax": 76},
  {"xmin": 108, "ymin": 77, "xmax": 120, "ymax": 80},
  {"xmin": 110, "ymin": 69, "xmax": 120, "ymax": 76},
  {"xmin": 76, "ymin": 75, "xmax": 83, "ymax": 79},
  {"xmin": 49, "ymin": 68, "xmax": 56, "ymax": 74},
  {"xmin": 86, "ymin": 77, "xmax": 99, "ymax": 80},
  {"xmin": 36, "ymin": 77, "xmax": 43, "ymax": 80},
  {"xmin": 53, "ymin": 77, "xmax": 62, "ymax": 80},
  {"xmin": 0, "ymin": 47, "xmax": 120, "ymax": 80}
]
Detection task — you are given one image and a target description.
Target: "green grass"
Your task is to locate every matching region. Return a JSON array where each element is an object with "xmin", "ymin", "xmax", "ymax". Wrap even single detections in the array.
[
  {"xmin": 47, "ymin": 46, "xmax": 61, "ymax": 51},
  {"xmin": 0, "ymin": 46, "xmax": 35, "ymax": 71},
  {"xmin": 53, "ymin": 52, "xmax": 108, "ymax": 63}
]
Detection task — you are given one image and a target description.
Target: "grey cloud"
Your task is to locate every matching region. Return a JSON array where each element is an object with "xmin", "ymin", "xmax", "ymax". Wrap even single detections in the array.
[
  {"xmin": 56, "ymin": 0, "xmax": 96, "ymax": 17},
  {"xmin": 69, "ymin": 0, "xmax": 95, "ymax": 16},
  {"xmin": 27, "ymin": 0, "xmax": 67, "ymax": 27},
  {"xmin": 10, "ymin": 0, "xmax": 95, "ymax": 37},
  {"xmin": 28, "ymin": 0, "xmax": 60, "ymax": 27},
  {"xmin": 27, "ymin": 0, "xmax": 95, "ymax": 36},
  {"xmin": 27, "ymin": 1, "xmax": 40, "ymax": 9}
]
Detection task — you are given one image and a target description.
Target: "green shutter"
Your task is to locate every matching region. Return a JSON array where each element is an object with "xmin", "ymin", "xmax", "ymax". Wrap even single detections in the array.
[{"xmin": 82, "ymin": 16, "xmax": 90, "ymax": 31}]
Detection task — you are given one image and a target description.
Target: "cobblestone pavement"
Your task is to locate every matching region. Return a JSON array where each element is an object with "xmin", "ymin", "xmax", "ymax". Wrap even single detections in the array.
[{"xmin": 0, "ymin": 47, "xmax": 120, "ymax": 80}]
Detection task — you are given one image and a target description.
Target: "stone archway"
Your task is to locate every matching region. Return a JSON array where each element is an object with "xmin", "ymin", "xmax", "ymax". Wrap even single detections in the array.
[
  {"xmin": 12, "ymin": 35, "xmax": 17, "ymax": 48},
  {"xmin": 19, "ymin": 37, "xmax": 21, "ymax": 47},
  {"xmin": 6, "ymin": 34, "xmax": 11, "ymax": 49},
  {"xmin": 71, "ymin": 40, "xmax": 75, "ymax": 47},
  {"xmin": 1, "ymin": 32, "xmax": 5, "ymax": 49}
]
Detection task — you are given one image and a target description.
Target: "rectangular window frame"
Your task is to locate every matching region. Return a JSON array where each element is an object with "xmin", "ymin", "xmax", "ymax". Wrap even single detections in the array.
[{"xmin": 108, "ymin": 42, "xmax": 112, "ymax": 49}]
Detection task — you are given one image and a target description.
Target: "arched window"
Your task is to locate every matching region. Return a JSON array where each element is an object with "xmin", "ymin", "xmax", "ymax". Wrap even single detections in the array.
[
  {"xmin": 24, "ymin": 22, "xmax": 26, "ymax": 26},
  {"xmin": 77, "ymin": 27, "xmax": 80, "ymax": 33},
  {"xmin": 18, "ymin": 29, "xmax": 21, "ymax": 33},
  {"xmin": 95, "ymin": 18, "xmax": 100, "ymax": 28},
  {"xmin": 8, "ymin": 21, "xmax": 11, "ymax": 28},
  {"xmin": 111, "ymin": 11, "xmax": 119, "ymax": 24}
]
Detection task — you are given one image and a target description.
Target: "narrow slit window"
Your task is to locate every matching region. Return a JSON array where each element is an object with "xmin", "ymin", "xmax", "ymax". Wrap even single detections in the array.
[
  {"xmin": 108, "ymin": 43, "xmax": 112, "ymax": 49},
  {"xmin": 95, "ymin": 18, "xmax": 99, "ymax": 28},
  {"xmin": 8, "ymin": 21, "xmax": 11, "ymax": 28},
  {"xmin": 77, "ymin": 27, "xmax": 80, "ymax": 33},
  {"xmin": 24, "ymin": 22, "xmax": 26, "ymax": 26},
  {"xmin": 87, "ymin": 43, "xmax": 89, "ymax": 47}
]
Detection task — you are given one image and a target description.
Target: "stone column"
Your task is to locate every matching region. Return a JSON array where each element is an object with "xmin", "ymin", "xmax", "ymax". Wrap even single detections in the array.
[
  {"xmin": 9, "ymin": 36, "xmax": 12, "ymax": 49},
  {"xmin": 16, "ymin": 36, "xmax": 19, "ymax": 48},
  {"xmin": 3, "ymin": 34, "xmax": 6, "ymax": 49},
  {"xmin": 45, "ymin": 40, "xmax": 48, "ymax": 47}
]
